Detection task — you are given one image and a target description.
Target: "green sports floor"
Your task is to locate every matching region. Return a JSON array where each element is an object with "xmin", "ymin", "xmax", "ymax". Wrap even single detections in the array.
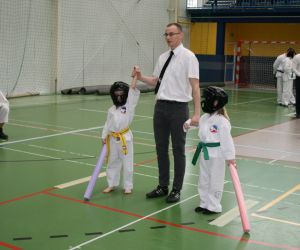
[{"xmin": 0, "ymin": 86, "xmax": 300, "ymax": 250}]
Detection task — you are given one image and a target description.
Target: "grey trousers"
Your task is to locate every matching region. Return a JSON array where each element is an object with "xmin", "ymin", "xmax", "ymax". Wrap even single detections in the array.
[{"xmin": 153, "ymin": 100, "xmax": 189, "ymax": 190}]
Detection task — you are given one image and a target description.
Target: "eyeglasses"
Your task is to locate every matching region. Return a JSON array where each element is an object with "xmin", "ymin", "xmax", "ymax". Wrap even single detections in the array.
[{"xmin": 163, "ymin": 32, "xmax": 180, "ymax": 37}]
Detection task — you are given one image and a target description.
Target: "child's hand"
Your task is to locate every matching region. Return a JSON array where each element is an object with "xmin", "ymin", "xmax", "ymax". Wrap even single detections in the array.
[
  {"xmin": 183, "ymin": 119, "xmax": 191, "ymax": 132},
  {"xmin": 227, "ymin": 159, "xmax": 236, "ymax": 168},
  {"xmin": 102, "ymin": 139, "xmax": 106, "ymax": 145},
  {"xmin": 183, "ymin": 119, "xmax": 198, "ymax": 132},
  {"xmin": 131, "ymin": 65, "xmax": 141, "ymax": 80},
  {"xmin": 131, "ymin": 67, "xmax": 138, "ymax": 89}
]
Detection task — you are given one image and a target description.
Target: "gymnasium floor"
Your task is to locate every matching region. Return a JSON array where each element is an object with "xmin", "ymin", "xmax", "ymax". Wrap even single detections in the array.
[{"xmin": 0, "ymin": 86, "xmax": 300, "ymax": 250}]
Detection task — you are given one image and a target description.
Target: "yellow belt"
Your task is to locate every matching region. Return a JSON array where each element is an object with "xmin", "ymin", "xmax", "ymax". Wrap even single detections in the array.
[{"xmin": 106, "ymin": 127, "xmax": 130, "ymax": 157}]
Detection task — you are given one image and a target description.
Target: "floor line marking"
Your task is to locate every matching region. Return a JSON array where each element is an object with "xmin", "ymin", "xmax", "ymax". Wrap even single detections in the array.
[
  {"xmin": 0, "ymin": 126, "xmax": 103, "ymax": 146},
  {"xmin": 0, "ymin": 188, "xmax": 55, "ymax": 206},
  {"xmin": 9, "ymin": 118, "xmax": 74, "ymax": 130},
  {"xmin": 209, "ymin": 200, "xmax": 259, "ymax": 227},
  {"xmin": 0, "ymin": 241, "xmax": 23, "ymax": 250},
  {"xmin": 79, "ymin": 108, "xmax": 153, "ymax": 119},
  {"xmin": 235, "ymin": 143, "xmax": 300, "ymax": 156},
  {"xmin": 44, "ymin": 192, "xmax": 300, "ymax": 250},
  {"xmin": 2, "ymin": 147, "xmax": 96, "ymax": 167},
  {"xmin": 257, "ymin": 184, "xmax": 300, "ymax": 212},
  {"xmin": 252, "ymin": 213, "xmax": 300, "ymax": 227},
  {"xmin": 231, "ymin": 97, "xmax": 275, "ymax": 106},
  {"xmin": 55, "ymin": 173, "xmax": 106, "ymax": 189}
]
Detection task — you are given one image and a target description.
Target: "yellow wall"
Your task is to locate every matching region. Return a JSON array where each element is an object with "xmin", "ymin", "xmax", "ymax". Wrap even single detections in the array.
[
  {"xmin": 191, "ymin": 22, "xmax": 300, "ymax": 56},
  {"xmin": 226, "ymin": 23, "xmax": 300, "ymax": 55},
  {"xmin": 190, "ymin": 22, "xmax": 217, "ymax": 55}
]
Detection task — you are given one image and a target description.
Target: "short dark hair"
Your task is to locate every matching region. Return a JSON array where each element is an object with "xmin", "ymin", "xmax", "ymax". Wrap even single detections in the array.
[
  {"xmin": 166, "ymin": 23, "xmax": 182, "ymax": 32},
  {"xmin": 287, "ymin": 48, "xmax": 296, "ymax": 58}
]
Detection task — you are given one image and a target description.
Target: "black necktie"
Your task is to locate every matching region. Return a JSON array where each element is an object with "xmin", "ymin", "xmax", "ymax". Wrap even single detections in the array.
[{"xmin": 154, "ymin": 51, "xmax": 174, "ymax": 94}]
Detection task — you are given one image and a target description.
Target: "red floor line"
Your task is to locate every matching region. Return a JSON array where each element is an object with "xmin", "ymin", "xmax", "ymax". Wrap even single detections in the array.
[
  {"xmin": 0, "ymin": 187, "xmax": 55, "ymax": 206},
  {"xmin": 134, "ymin": 157, "xmax": 157, "ymax": 166},
  {"xmin": 44, "ymin": 191, "xmax": 300, "ymax": 250},
  {"xmin": 0, "ymin": 242, "xmax": 23, "ymax": 250}
]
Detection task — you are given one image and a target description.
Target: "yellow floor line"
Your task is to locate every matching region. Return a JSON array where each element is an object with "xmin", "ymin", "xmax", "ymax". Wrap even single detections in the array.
[
  {"xmin": 209, "ymin": 200, "xmax": 258, "ymax": 227},
  {"xmin": 55, "ymin": 172, "xmax": 106, "ymax": 189},
  {"xmin": 257, "ymin": 184, "xmax": 300, "ymax": 212}
]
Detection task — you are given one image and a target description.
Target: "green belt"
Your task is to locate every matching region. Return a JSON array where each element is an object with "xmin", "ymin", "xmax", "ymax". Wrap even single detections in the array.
[{"xmin": 192, "ymin": 142, "xmax": 221, "ymax": 165}]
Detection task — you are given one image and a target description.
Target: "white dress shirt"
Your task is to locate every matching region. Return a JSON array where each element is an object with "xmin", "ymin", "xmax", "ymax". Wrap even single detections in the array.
[{"xmin": 153, "ymin": 43, "xmax": 199, "ymax": 102}]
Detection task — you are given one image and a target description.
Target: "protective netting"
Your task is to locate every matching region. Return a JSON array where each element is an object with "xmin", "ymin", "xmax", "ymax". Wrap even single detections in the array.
[
  {"xmin": 237, "ymin": 41, "xmax": 300, "ymax": 89},
  {"xmin": 0, "ymin": 0, "xmax": 169, "ymax": 97},
  {"xmin": 0, "ymin": 0, "xmax": 57, "ymax": 97}
]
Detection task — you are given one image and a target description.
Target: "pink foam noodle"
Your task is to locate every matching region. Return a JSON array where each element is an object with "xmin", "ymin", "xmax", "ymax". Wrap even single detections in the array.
[
  {"xmin": 228, "ymin": 163, "xmax": 250, "ymax": 233},
  {"xmin": 83, "ymin": 144, "xmax": 107, "ymax": 201}
]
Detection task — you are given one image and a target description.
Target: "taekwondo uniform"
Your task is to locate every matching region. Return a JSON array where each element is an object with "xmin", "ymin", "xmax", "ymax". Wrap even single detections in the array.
[
  {"xmin": 102, "ymin": 88, "xmax": 140, "ymax": 190},
  {"xmin": 273, "ymin": 53, "xmax": 286, "ymax": 105},
  {"xmin": 197, "ymin": 112, "xmax": 235, "ymax": 213},
  {"xmin": 0, "ymin": 91, "xmax": 9, "ymax": 124},
  {"xmin": 281, "ymin": 57, "xmax": 296, "ymax": 106}
]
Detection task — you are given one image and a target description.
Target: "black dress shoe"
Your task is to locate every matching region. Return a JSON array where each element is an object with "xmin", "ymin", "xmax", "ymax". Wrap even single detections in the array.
[
  {"xmin": 146, "ymin": 185, "xmax": 168, "ymax": 199},
  {"xmin": 0, "ymin": 131, "xmax": 8, "ymax": 140},
  {"xmin": 296, "ymin": 114, "xmax": 300, "ymax": 119},
  {"xmin": 166, "ymin": 189, "xmax": 180, "ymax": 203},
  {"xmin": 202, "ymin": 209, "xmax": 220, "ymax": 215},
  {"xmin": 194, "ymin": 207, "xmax": 208, "ymax": 213}
]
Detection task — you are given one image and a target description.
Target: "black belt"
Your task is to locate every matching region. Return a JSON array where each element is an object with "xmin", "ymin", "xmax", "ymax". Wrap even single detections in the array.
[{"xmin": 157, "ymin": 100, "xmax": 187, "ymax": 105}]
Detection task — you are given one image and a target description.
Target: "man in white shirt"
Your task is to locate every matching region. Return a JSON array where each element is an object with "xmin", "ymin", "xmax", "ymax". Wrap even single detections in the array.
[
  {"xmin": 0, "ymin": 91, "xmax": 9, "ymax": 140},
  {"xmin": 133, "ymin": 23, "xmax": 200, "ymax": 203}
]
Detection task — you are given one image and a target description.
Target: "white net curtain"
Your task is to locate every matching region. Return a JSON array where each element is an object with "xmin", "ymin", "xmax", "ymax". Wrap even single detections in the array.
[{"xmin": 0, "ymin": 0, "xmax": 169, "ymax": 97}]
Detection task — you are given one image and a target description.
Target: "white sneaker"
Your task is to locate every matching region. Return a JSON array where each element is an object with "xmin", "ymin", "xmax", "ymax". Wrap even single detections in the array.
[{"xmin": 124, "ymin": 189, "xmax": 132, "ymax": 194}]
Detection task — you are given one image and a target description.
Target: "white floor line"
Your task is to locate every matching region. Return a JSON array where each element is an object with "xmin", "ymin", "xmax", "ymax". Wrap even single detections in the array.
[
  {"xmin": 209, "ymin": 200, "xmax": 259, "ymax": 227},
  {"xmin": 233, "ymin": 125, "xmax": 300, "ymax": 136},
  {"xmin": 9, "ymin": 118, "xmax": 75, "ymax": 130},
  {"xmin": 0, "ymin": 126, "xmax": 103, "ymax": 146},
  {"xmin": 235, "ymin": 143, "xmax": 300, "ymax": 156},
  {"xmin": 68, "ymin": 194, "xmax": 198, "ymax": 250},
  {"xmin": 3, "ymin": 147, "xmax": 95, "ymax": 167},
  {"xmin": 268, "ymin": 153, "xmax": 291, "ymax": 164},
  {"xmin": 231, "ymin": 97, "xmax": 275, "ymax": 106},
  {"xmin": 285, "ymin": 112, "xmax": 296, "ymax": 117},
  {"xmin": 80, "ymin": 108, "xmax": 152, "ymax": 119},
  {"xmin": 252, "ymin": 213, "xmax": 300, "ymax": 227}
]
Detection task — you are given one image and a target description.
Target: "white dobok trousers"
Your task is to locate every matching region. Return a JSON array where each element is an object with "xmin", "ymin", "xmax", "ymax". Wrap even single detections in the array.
[
  {"xmin": 198, "ymin": 156, "xmax": 226, "ymax": 212},
  {"xmin": 106, "ymin": 136, "xmax": 134, "ymax": 190}
]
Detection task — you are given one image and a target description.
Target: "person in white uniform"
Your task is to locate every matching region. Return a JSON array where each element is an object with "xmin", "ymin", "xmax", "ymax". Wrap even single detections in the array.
[
  {"xmin": 0, "ymin": 90, "xmax": 9, "ymax": 140},
  {"xmin": 273, "ymin": 51, "xmax": 287, "ymax": 105},
  {"xmin": 101, "ymin": 74, "xmax": 140, "ymax": 194},
  {"xmin": 191, "ymin": 87, "xmax": 236, "ymax": 214},
  {"xmin": 281, "ymin": 48, "xmax": 296, "ymax": 107},
  {"xmin": 273, "ymin": 48, "xmax": 296, "ymax": 106}
]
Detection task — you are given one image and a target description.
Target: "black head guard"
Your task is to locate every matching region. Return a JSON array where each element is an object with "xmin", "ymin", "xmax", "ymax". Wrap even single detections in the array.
[
  {"xmin": 201, "ymin": 86, "xmax": 228, "ymax": 114},
  {"xmin": 110, "ymin": 81, "xmax": 129, "ymax": 107}
]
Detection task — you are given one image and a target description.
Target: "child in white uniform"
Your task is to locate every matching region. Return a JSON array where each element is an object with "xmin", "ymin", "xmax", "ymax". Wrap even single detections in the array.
[
  {"xmin": 101, "ymin": 73, "xmax": 140, "ymax": 194},
  {"xmin": 190, "ymin": 86, "xmax": 236, "ymax": 214},
  {"xmin": 0, "ymin": 91, "xmax": 9, "ymax": 140}
]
